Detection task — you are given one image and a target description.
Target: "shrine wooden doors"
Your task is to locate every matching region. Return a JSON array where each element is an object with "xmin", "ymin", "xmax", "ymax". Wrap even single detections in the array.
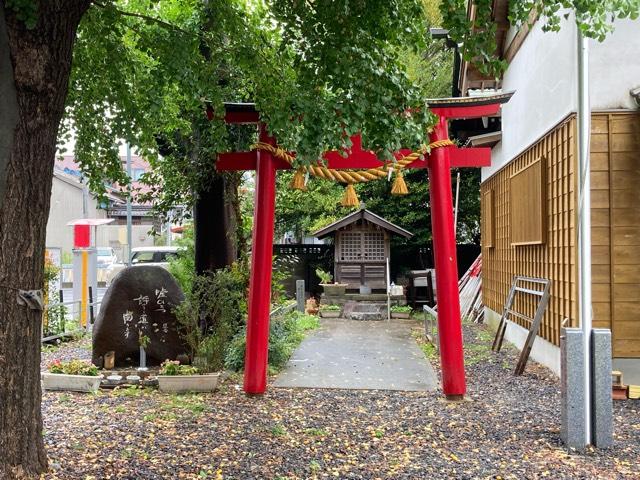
[{"xmin": 334, "ymin": 223, "xmax": 389, "ymax": 290}]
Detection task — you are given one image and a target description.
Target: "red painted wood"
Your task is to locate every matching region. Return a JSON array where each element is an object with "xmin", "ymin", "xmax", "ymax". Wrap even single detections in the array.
[
  {"xmin": 217, "ymin": 151, "xmax": 291, "ymax": 171},
  {"xmin": 217, "ymin": 151, "xmax": 258, "ymax": 171},
  {"xmin": 428, "ymin": 115, "xmax": 466, "ymax": 398},
  {"xmin": 74, "ymin": 224, "xmax": 91, "ymax": 249},
  {"xmin": 431, "ymin": 103, "xmax": 501, "ymax": 119},
  {"xmin": 216, "ymin": 135, "xmax": 490, "ymax": 173},
  {"xmin": 243, "ymin": 124, "xmax": 277, "ymax": 395},
  {"xmin": 450, "ymin": 148, "xmax": 491, "ymax": 167},
  {"xmin": 224, "ymin": 111, "xmax": 261, "ymax": 124}
]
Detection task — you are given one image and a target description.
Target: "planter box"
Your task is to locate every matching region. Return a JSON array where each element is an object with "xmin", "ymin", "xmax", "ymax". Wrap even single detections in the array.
[
  {"xmin": 41, "ymin": 372, "xmax": 102, "ymax": 393},
  {"xmin": 321, "ymin": 284, "xmax": 347, "ymax": 296},
  {"xmin": 158, "ymin": 373, "xmax": 220, "ymax": 393},
  {"xmin": 391, "ymin": 312, "xmax": 411, "ymax": 319},
  {"xmin": 319, "ymin": 310, "xmax": 341, "ymax": 318}
]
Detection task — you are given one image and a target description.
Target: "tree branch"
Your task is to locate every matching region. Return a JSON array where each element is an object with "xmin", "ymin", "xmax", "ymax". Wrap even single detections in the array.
[{"xmin": 92, "ymin": 1, "xmax": 194, "ymax": 37}]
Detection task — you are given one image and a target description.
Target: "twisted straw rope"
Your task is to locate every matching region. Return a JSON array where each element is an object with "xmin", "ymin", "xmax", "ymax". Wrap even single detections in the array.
[{"xmin": 252, "ymin": 139, "xmax": 454, "ymax": 185}]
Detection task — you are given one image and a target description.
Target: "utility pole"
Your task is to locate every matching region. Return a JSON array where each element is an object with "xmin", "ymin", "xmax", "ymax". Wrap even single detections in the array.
[
  {"xmin": 126, "ymin": 143, "xmax": 133, "ymax": 266},
  {"xmin": 576, "ymin": 28, "xmax": 592, "ymax": 446}
]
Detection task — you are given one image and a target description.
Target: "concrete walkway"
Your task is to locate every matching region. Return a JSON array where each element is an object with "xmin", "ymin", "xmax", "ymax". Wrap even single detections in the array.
[{"xmin": 273, "ymin": 318, "xmax": 438, "ymax": 392}]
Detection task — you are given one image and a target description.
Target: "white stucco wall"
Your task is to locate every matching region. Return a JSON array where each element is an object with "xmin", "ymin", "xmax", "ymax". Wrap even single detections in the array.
[
  {"xmin": 483, "ymin": 16, "xmax": 640, "ymax": 181},
  {"xmin": 590, "ymin": 19, "xmax": 640, "ymax": 110},
  {"xmin": 483, "ymin": 16, "xmax": 578, "ymax": 181},
  {"xmin": 46, "ymin": 173, "xmax": 106, "ymax": 257}
]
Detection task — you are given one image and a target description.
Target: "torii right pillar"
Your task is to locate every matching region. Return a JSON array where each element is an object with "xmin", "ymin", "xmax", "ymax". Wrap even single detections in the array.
[{"xmin": 426, "ymin": 93, "xmax": 512, "ymax": 399}]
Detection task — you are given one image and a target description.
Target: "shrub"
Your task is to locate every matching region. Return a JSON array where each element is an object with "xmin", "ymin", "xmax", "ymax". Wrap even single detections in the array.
[
  {"xmin": 174, "ymin": 265, "xmax": 249, "ymax": 373},
  {"xmin": 319, "ymin": 304, "xmax": 341, "ymax": 311},
  {"xmin": 158, "ymin": 360, "xmax": 199, "ymax": 376},
  {"xmin": 48, "ymin": 359, "xmax": 99, "ymax": 376},
  {"xmin": 225, "ymin": 311, "xmax": 320, "ymax": 373},
  {"xmin": 315, "ymin": 268, "xmax": 333, "ymax": 284},
  {"xmin": 391, "ymin": 305, "xmax": 412, "ymax": 313}
]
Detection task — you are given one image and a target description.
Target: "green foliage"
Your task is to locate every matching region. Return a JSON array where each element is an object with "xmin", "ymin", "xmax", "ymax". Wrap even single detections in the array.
[
  {"xmin": 315, "ymin": 268, "xmax": 333, "ymax": 285},
  {"xmin": 158, "ymin": 360, "xmax": 199, "ymax": 376},
  {"xmin": 138, "ymin": 334, "xmax": 150, "ymax": 349},
  {"xmin": 4, "ymin": 0, "xmax": 38, "ymax": 29},
  {"xmin": 225, "ymin": 311, "xmax": 320, "ymax": 372},
  {"xmin": 319, "ymin": 304, "xmax": 341, "ymax": 311},
  {"xmin": 275, "ymin": 171, "xmax": 348, "ymax": 240},
  {"xmin": 391, "ymin": 305, "xmax": 412, "ymax": 313},
  {"xmin": 441, "ymin": 0, "xmax": 640, "ymax": 76},
  {"xmin": 167, "ymin": 224, "xmax": 195, "ymax": 293},
  {"xmin": 62, "ymin": 0, "xmax": 446, "ymax": 224},
  {"xmin": 271, "ymin": 259, "xmax": 291, "ymax": 306},
  {"xmin": 173, "ymin": 266, "xmax": 248, "ymax": 372},
  {"xmin": 48, "ymin": 359, "xmax": 99, "ymax": 376}
]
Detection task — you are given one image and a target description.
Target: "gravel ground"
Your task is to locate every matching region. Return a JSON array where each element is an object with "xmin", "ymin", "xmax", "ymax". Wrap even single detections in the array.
[
  {"xmin": 40, "ymin": 321, "xmax": 640, "ymax": 479},
  {"xmin": 41, "ymin": 335, "xmax": 91, "ymax": 369}
]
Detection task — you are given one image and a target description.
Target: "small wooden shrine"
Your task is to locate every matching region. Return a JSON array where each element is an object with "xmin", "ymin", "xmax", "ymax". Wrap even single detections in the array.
[{"xmin": 314, "ymin": 208, "xmax": 412, "ymax": 291}]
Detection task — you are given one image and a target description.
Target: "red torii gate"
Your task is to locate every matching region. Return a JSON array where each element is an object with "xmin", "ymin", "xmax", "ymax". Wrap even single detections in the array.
[{"xmin": 215, "ymin": 93, "xmax": 512, "ymax": 399}]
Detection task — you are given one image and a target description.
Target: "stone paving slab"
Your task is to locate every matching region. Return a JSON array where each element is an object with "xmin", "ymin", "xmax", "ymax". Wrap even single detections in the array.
[{"xmin": 273, "ymin": 318, "xmax": 438, "ymax": 391}]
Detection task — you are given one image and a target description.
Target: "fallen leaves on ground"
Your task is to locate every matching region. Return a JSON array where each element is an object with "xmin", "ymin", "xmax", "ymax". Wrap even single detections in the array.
[{"xmin": 40, "ymin": 322, "xmax": 640, "ymax": 479}]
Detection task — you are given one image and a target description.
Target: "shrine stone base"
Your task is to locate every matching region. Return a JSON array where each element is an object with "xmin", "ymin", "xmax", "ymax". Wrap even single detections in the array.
[{"xmin": 320, "ymin": 292, "xmax": 406, "ymax": 306}]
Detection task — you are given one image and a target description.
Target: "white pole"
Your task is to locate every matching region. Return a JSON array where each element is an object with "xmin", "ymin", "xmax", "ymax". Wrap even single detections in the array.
[
  {"xmin": 577, "ymin": 28, "xmax": 592, "ymax": 446},
  {"xmin": 126, "ymin": 143, "xmax": 133, "ymax": 266},
  {"xmin": 386, "ymin": 256, "xmax": 391, "ymax": 321}
]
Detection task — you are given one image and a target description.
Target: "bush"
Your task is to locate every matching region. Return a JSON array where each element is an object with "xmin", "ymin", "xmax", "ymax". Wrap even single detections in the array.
[
  {"xmin": 391, "ymin": 305, "xmax": 412, "ymax": 313},
  {"xmin": 225, "ymin": 310, "xmax": 320, "ymax": 373},
  {"xmin": 158, "ymin": 360, "xmax": 199, "ymax": 376},
  {"xmin": 174, "ymin": 265, "xmax": 249, "ymax": 373},
  {"xmin": 319, "ymin": 304, "xmax": 340, "ymax": 311},
  {"xmin": 48, "ymin": 359, "xmax": 99, "ymax": 376},
  {"xmin": 168, "ymin": 224, "xmax": 195, "ymax": 294}
]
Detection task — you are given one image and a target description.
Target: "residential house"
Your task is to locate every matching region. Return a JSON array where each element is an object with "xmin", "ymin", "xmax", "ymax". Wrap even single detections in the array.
[{"xmin": 456, "ymin": 5, "xmax": 640, "ymax": 380}]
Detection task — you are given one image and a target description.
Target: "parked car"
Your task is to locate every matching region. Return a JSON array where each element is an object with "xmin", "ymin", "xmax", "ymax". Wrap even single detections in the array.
[
  {"xmin": 105, "ymin": 246, "xmax": 180, "ymax": 285},
  {"xmin": 96, "ymin": 247, "xmax": 118, "ymax": 267}
]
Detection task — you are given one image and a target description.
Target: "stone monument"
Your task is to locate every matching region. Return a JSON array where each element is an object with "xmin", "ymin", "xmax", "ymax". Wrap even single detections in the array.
[{"xmin": 92, "ymin": 266, "xmax": 187, "ymax": 367}]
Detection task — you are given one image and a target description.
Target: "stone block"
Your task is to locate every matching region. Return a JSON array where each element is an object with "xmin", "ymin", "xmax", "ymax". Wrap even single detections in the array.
[
  {"xmin": 591, "ymin": 328, "xmax": 613, "ymax": 448},
  {"xmin": 560, "ymin": 327, "xmax": 586, "ymax": 449},
  {"xmin": 296, "ymin": 280, "xmax": 305, "ymax": 312}
]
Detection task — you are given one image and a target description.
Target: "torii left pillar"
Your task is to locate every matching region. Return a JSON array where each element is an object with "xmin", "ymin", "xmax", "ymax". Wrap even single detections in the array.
[{"xmin": 244, "ymin": 125, "xmax": 277, "ymax": 394}]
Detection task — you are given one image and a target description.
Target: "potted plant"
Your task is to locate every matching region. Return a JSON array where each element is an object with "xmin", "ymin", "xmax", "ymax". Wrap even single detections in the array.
[
  {"xmin": 42, "ymin": 359, "xmax": 102, "ymax": 393},
  {"xmin": 316, "ymin": 268, "xmax": 347, "ymax": 296},
  {"xmin": 319, "ymin": 304, "xmax": 342, "ymax": 318},
  {"xmin": 157, "ymin": 360, "xmax": 220, "ymax": 393},
  {"xmin": 390, "ymin": 305, "xmax": 412, "ymax": 319}
]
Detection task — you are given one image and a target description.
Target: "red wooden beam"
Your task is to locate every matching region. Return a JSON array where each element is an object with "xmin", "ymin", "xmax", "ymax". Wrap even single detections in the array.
[
  {"xmin": 431, "ymin": 103, "xmax": 501, "ymax": 119},
  {"xmin": 217, "ymin": 151, "xmax": 258, "ymax": 171},
  {"xmin": 450, "ymin": 147, "xmax": 491, "ymax": 167},
  {"xmin": 217, "ymin": 151, "xmax": 291, "ymax": 171},
  {"xmin": 224, "ymin": 110, "xmax": 260, "ymax": 124}
]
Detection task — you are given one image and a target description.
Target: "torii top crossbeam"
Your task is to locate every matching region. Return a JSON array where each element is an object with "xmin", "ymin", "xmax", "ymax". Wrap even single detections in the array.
[{"xmin": 213, "ymin": 92, "xmax": 512, "ymax": 399}]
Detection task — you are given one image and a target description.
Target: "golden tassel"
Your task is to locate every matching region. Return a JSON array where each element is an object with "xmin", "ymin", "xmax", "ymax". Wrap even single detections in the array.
[
  {"xmin": 391, "ymin": 170, "xmax": 409, "ymax": 195},
  {"xmin": 341, "ymin": 184, "xmax": 359, "ymax": 207},
  {"xmin": 290, "ymin": 167, "xmax": 306, "ymax": 190}
]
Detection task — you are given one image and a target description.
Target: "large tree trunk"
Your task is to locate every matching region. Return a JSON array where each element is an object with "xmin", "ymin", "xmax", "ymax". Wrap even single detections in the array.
[
  {"xmin": 0, "ymin": 3, "xmax": 89, "ymax": 478},
  {"xmin": 194, "ymin": 173, "xmax": 239, "ymax": 274}
]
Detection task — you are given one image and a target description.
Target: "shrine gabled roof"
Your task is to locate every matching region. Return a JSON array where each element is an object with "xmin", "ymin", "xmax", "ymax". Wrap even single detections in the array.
[
  {"xmin": 426, "ymin": 91, "xmax": 514, "ymax": 109},
  {"xmin": 313, "ymin": 208, "xmax": 413, "ymax": 240}
]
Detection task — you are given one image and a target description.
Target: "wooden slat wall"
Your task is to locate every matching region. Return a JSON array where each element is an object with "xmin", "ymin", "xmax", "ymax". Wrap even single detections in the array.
[
  {"xmin": 481, "ymin": 117, "xmax": 576, "ymax": 347},
  {"xmin": 590, "ymin": 114, "xmax": 613, "ymax": 335},
  {"xmin": 597, "ymin": 112, "xmax": 640, "ymax": 358},
  {"xmin": 509, "ymin": 158, "xmax": 546, "ymax": 245}
]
